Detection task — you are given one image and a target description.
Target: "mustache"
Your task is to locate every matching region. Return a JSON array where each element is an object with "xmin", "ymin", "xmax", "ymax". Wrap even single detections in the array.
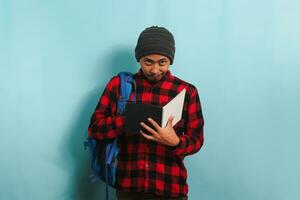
[{"xmin": 148, "ymin": 73, "xmax": 163, "ymax": 78}]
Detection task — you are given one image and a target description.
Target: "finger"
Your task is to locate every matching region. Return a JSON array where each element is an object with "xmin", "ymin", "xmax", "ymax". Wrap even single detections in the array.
[
  {"xmin": 147, "ymin": 118, "xmax": 161, "ymax": 130},
  {"xmin": 166, "ymin": 116, "xmax": 175, "ymax": 127},
  {"xmin": 140, "ymin": 122, "xmax": 159, "ymax": 136},
  {"xmin": 140, "ymin": 130, "xmax": 156, "ymax": 141}
]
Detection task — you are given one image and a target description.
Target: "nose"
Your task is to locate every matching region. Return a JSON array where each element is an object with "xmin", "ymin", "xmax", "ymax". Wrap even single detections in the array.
[{"xmin": 150, "ymin": 63, "xmax": 160, "ymax": 74}]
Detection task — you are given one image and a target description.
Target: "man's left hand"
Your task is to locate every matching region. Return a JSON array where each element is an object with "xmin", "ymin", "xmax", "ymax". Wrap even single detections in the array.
[{"xmin": 140, "ymin": 116, "xmax": 180, "ymax": 147}]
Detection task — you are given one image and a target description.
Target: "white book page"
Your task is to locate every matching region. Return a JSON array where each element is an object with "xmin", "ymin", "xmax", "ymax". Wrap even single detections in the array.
[{"xmin": 161, "ymin": 89, "xmax": 186, "ymax": 127}]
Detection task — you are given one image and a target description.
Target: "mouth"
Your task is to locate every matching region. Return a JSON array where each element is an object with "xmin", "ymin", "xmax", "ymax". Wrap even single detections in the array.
[
  {"xmin": 149, "ymin": 73, "xmax": 162, "ymax": 78},
  {"xmin": 148, "ymin": 75, "xmax": 162, "ymax": 81}
]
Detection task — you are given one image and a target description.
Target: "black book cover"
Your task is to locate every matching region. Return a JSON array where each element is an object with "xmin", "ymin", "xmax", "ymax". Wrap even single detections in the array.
[{"xmin": 125, "ymin": 102, "xmax": 162, "ymax": 135}]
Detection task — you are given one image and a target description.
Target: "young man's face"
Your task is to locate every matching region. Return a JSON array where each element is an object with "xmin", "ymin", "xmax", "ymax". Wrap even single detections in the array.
[{"xmin": 139, "ymin": 54, "xmax": 171, "ymax": 83}]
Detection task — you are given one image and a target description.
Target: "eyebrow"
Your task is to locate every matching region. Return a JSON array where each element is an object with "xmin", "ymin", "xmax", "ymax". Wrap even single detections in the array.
[{"xmin": 144, "ymin": 57, "xmax": 167, "ymax": 62}]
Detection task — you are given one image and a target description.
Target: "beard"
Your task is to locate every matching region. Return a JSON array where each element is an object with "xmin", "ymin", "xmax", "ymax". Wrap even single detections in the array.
[{"xmin": 146, "ymin": 73, "xmax": 164, "ymax": 83}]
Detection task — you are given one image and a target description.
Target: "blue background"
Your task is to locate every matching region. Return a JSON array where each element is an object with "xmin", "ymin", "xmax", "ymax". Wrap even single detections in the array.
[{"xmin": 1, "ymin": 0, "xmax": 300, "ymax": 199}]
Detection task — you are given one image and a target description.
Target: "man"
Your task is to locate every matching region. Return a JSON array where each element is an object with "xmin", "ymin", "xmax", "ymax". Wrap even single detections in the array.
[{"xmin": 88, "ymin": 26, "xmax": 204, "ymax": 200}]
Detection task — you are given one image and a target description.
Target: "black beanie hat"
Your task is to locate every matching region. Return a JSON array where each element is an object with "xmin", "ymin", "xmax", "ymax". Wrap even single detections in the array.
[{"xmin": 135, "ymin": 26, "xmax": 175, "ymax": 64}]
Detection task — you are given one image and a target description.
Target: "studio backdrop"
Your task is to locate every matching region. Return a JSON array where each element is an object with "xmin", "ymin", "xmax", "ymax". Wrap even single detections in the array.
[{"xmin": 1, "ymin": 0, "xmax": 299, "ymax": 200}]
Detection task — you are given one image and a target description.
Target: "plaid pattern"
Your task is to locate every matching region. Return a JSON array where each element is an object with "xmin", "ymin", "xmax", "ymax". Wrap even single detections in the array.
[{"xmin": 88, "ymin": 69, "xmax": 204, "ymax": 198}]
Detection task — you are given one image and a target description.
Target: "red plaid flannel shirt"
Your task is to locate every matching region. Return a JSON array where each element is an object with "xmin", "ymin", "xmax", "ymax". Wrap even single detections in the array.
[{"xmin": 88, "ymin": 69, "xmax": 204, "ymax": 198}]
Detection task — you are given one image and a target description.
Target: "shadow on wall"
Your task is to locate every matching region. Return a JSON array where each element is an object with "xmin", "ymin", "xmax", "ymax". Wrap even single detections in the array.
[{"xmin": 62, "ymin": 47, "xmax": 138, "ymax": 200}]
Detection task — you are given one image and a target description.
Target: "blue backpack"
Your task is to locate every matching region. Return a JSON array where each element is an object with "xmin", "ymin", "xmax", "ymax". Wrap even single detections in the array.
[{"xmin": 84, "ymin": 72, "xmax": 136, "ymax": 200}]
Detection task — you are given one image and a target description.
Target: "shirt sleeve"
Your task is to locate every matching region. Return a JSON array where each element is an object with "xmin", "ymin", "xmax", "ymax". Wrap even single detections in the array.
[
  {"xmin": 88, "ymin": 77, "xmax": 125, "ymax": 140},
  {"xmin": 172, "ymin": 86, "xmax": 204, "ymax": 159}
]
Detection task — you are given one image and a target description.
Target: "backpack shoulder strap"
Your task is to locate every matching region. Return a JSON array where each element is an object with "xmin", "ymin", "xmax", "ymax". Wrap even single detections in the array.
[{"xmin": 117, "ymin": 72, "xmax": 136, "ymax": 114}]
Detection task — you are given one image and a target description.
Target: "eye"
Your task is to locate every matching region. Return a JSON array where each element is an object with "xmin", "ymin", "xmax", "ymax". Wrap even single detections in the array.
[
  {"xmin": 159, "ymin": 60, "xmax": 167, "ymax": 66},
  {"xmin": 143, "ymin": 59, "xmax": 153, "ymax": 66}
]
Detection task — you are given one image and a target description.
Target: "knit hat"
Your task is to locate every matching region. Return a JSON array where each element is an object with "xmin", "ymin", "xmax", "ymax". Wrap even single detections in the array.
[{"xmin": 135, "ymin": 26, "xmax": 175, "ymax": 64}]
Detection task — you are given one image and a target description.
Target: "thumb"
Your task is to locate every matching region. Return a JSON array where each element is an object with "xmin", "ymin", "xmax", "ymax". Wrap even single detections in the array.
[{"xmin": 166, "ymin": 116, "xmax": 175, "ymax": 127}]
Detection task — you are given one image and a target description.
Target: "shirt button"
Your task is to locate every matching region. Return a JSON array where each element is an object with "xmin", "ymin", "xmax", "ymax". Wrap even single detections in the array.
[{"xmin": 145, "ymin": 163, "xmax": 149, "ymax": 169}]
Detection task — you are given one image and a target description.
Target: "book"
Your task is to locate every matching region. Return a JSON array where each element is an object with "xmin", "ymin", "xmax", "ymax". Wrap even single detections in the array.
[{"xmin": 125, "ymin": 89, "xmax": 186, "ymax": 134}]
